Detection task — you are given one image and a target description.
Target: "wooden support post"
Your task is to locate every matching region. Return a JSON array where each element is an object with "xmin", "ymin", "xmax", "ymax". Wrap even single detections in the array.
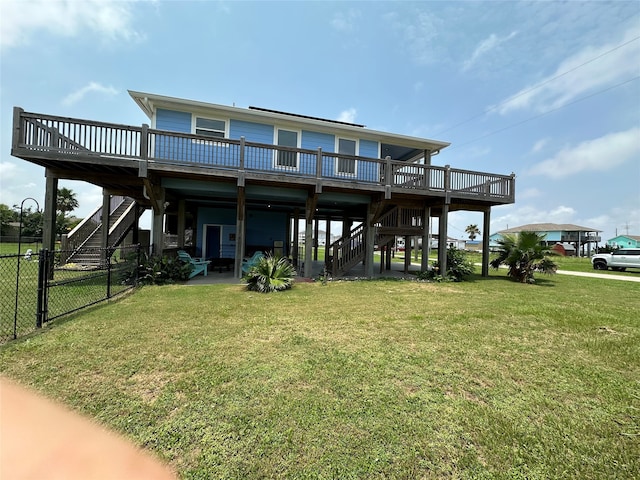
[
  {"xmin": 292, "ymin": 209, "xmax": 300, "ymax": 267},
  {"xmin": 325, "ymin": 216, "xmax": 331, "ymax": 261},
  {"xmin": 482, "ymin": 207, "xmax": 491, "ymax": 277},
  {"xmin": 365, "ymin": 203, "xmax": 375, "ymax": 277},
  {"xmin": 151, "ymin": 188, "xmax": 165, "ymax": 255},
  {"xmin": 101, "ymin": 190, "xmax": 110, "ymax": 265},
  {"xmin": 177, "ymin": 199, "xmax": 186, "ymax": 248},
  {"xmin": 404, "ymin": 236, "xmax": 411, "ymax": 273},
  {"xmin": 421, "ymin": 206, "xmax": 430, "ymax": 272},
  {"xmin": 438, "ymin": 204, "xmax": 449, "ymax": 276},
  {"xmin": 304, "ymin": 195, "xmax": 316, "ymax": 277},
  {"xmin": 42, "ymin": 171, "xmax": 58, "ymax": 253},
  {"xmin": 313, "ymin": 217, "xmax": 319, "ymax": 261},
  {"xmin": 234, "ymin": 186, "xmax": 246, "ymax": 279}
]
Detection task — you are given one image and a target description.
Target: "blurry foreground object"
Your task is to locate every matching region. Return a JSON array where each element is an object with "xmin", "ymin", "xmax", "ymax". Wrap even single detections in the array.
[{"xmin": 0, "ymin": 377, "xmax": 176, "ymax": 480}]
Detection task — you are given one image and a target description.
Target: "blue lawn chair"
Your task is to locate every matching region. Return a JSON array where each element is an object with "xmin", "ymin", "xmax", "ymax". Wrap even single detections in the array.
[
  {"xmin": 177, "ymin": 250, "xmax": 211, "ymax": 279},
  {"xmin": 241, "ymin": 251, "xmax": 264, "ymax": 274}
]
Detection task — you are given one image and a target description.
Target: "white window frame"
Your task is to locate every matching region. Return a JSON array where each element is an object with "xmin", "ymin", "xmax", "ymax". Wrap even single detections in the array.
[
  {"xmin": 191, "ymin": 116, "xmax": 228, "ymax": 143},
  {"xmin": 335, "ymin": 137, "xmax": 358, "ymax": 177},
  {"xmin": 273, "ymin": 127, "xmax": 301, "ymax": 171}
]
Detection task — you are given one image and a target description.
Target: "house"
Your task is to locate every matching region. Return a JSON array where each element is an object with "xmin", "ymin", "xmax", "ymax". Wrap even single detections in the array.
[
  {"xmin": 490, "ymin": 223, "xmax": 601, "ymax": 256},
  {"xmin": 11, "ymin": 91, "xmax": 515, "ymax": 278},
  {"xmin": 606, "ymin": 235, "xmax": 640, "ymax": 249}
]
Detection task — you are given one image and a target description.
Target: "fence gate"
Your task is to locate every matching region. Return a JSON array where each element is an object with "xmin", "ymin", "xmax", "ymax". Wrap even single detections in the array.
[
  {"xmin": 1, "ymin": 246, "xmax": 140, "ymax": 343},
  {"xmin": 0, "ymin": 251, "xmax": 41, "ymax": 342}
]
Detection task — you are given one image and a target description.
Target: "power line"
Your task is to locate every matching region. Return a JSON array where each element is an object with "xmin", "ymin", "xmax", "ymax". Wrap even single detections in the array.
[
  {"xmin": 447, "ymin": 75, "xmax": 640, "ymax": 151},
  {"xmin": 434, "ymin": 34, "xmax": 640, "ymax": 137}
]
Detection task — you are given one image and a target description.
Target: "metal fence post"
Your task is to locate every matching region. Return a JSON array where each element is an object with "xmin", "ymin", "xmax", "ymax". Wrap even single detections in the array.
[
  {"xmin": 106, "ymin": 248, "xmax": 113, "ymax": 299},
  {"xmin": 36, "ymin": 249, "xmax": 48, "ymax": 329}
]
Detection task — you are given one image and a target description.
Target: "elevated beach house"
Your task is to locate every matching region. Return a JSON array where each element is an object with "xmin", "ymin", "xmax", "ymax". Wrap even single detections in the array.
[{"xmin": 11, "ymin": 91, "xmax": 515, "ymax": 278}]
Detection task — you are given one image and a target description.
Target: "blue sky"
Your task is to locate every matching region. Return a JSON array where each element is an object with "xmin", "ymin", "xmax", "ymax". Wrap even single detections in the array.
[{"xmin": 1, "ymin": 0, "xmax": 639, "ymax": 242}]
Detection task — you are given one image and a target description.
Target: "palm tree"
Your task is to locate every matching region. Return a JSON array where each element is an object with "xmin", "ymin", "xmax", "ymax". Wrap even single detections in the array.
[
  {"xmin": 56, "ymin": 188, "xmax": 78, "ymax": 216},
  {"xmin": 465, "ymin": 224, "xmax": 480, "ymax": 241},
  {"xmin": 243, "ymin": 254, "xmax": 296, "ymax": 292},
  {"xmin": 490, "ymin": 231, "xmax": 557, "ymax": 283}
]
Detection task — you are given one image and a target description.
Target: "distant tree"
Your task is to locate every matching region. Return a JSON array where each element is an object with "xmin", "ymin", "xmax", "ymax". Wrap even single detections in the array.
[
  {"xmin": 0, "ymin": 204, "xmax": 18, "ymax": 236},
  {"xmin": 55, "ymin": 188, "xmax": 79, "ymax": 235},
  {"xmin": 17, "ymin": 208, "xmax": 43, "ymax": 237},
  {"xmin": 490, "ymin": 231, "xmax": 557, "ymax": 284},
  {"xmin": 465, "ymin": 224, "xmax": 481, "ymax": 241},
  {"xmin": 56, "ymin": 188, "xmax": 79, "ymax": 217}
]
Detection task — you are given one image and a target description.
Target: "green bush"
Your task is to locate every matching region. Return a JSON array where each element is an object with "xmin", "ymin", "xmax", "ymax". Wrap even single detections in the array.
[
  {"xmin": 122, "ymin": 252, "xmax": 193, "ymax": 285},
  {"xmin": 243, "ymin": 254, "xmax": 295, "ymax": 293},
  {"xmin": 417, "ymin": 246, "xmax": 474, "ymax": 282}
]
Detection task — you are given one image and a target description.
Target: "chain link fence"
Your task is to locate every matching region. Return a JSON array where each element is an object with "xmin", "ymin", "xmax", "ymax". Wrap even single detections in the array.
[
  {"xmin": 0, "ymin": 245, "xmax": 142, "ymax": 343},
  {"xmin": 0, "ymin": 251, "xmax": 42, "ymax": 342}
]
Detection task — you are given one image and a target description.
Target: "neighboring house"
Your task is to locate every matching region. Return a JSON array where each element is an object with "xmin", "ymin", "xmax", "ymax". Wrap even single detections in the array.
[
  {"xmin": 11, "ymin": 92, "xmax": 515, "ymax": 277},
  {"xmin": 490, "ymin": 223, "xmax": 601, "ymax": 256},
  {"xmin": 606, "ymin": 235, "xmax": 640, "ymax": 249}
]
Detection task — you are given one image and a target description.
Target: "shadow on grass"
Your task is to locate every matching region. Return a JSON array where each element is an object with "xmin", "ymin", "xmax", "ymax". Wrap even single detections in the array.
[{"xmin": 464, "ymin": 272, "xmax": 556, "ymax": 287}]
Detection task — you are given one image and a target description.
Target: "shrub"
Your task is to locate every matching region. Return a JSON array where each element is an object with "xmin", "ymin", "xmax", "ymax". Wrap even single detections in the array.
[
  {"xmin": 490, "ymin": 231, "xmax": 557, "ymax": 284},
  {"xmin": 122, "ymin": 252, "xmax": 193, "ymax": 285},
  {"xmin": 417, "ymin": 246, "xmax": 474, "ymax": 282},
  {"xmin": 243, "ymin": 254, "xmax": 295, "ymax": 293}
]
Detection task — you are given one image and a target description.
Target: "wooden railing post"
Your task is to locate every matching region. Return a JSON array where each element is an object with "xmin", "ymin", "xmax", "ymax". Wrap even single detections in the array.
[
  {"xmin": 385, "ymin": 156, "xmax": 392, "ymax": 199},
  {"xmin": 510, "ymin": 173, "xmax": 516, "ymax": 202},
  {"xmin": 316, "ymin": 147, "xmax": 323, "ymax": 193},
  {"xmin": 238, "ymin": 136, "xmax": 246, "ymax": 187},
  {"xmin": 444, "ymin": 164, "xmax": 451, "ymax": 203},
  {"xmin": 140, "ymin": 124, "xmax": 149, "ymax": 160},
  {"xmin": 12, "ymin": 107, "xmax": 23, "ymax": 152}
]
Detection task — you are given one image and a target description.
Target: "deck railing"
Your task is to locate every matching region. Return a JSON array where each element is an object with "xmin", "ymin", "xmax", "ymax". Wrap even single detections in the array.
[{"xmin": 13, "ymin": 108, "xmax": 515, "ymax": 202}]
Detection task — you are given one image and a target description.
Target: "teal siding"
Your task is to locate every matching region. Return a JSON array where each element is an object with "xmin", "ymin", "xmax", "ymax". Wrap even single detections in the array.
[{"xmin": 196, "ymin": 207, "xmax": 288, "ymax": 258}]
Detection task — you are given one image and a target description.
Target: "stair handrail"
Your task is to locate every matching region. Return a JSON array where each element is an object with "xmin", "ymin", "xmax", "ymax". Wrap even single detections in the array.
[
  {"xmin": 65, "ymin": 195, "xmax": 127, "ymax": 261},
  {"xmin": 327, "ymin": 223, "xmax": 366, "ymax": 277},
  {"xmin": 108, "ymin": 200, "xmax": 137, "ymax": 247}
]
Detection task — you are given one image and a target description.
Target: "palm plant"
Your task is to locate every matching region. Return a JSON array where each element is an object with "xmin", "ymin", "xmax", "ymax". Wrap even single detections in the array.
[
  {"xmin": 243, "ymin": 254, "xmax": 296, "ymax": 293},
  {"xmin": 465, "ymin": 224, "xmax": 481, "ymax": 241},
  {"xmin": 490, "ymin": 231, "xmax": 557, "ymax": 283}
]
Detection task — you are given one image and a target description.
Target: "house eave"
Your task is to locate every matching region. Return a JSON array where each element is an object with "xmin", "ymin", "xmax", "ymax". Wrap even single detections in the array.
[{"xmin": 128, "ymin": 90, "xmax": 451, "ymax": 154}]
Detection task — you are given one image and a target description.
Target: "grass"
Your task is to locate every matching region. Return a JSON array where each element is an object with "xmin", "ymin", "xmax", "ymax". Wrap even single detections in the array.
[{"xmin": 1, "ymin": 272, "xmax": 638, "ymax": 479}]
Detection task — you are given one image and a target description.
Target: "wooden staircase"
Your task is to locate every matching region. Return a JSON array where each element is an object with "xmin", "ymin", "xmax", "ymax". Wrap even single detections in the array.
[
  {"xmin": 63, "ymin": 196, "xmax": 138, "ymax": 267},
  {"xmin": 326, "ymin": 206, "xmax": 425, "ymax": 277}
]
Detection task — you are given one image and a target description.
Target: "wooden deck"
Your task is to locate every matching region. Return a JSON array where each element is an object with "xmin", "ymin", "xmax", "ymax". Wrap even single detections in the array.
[{"xmin": 12, "ymin": 108, "xmax": 515, "ymax": 208}]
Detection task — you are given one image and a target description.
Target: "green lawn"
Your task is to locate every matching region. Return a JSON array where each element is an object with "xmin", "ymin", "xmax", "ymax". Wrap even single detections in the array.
[{"xmin": 1, "ymin": 272, "xmax": 638, "ymax": 478}]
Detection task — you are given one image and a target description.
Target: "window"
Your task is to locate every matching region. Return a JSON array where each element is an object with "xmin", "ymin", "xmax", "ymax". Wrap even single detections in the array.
[
  {"xmin": 337, "ymin": 138, "xmax": 356, "ymax": 175},
  {"xmin": 195, "ymin": 117, "xmax": 225, "ymax": 138},
  {"xmin": 276, "ymin": 129, "xmax": 298, "ymax": 168}
]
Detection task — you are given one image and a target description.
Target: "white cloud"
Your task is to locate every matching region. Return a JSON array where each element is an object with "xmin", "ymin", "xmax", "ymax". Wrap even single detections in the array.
[
  {"xmin": 337, "ymin": 108, "xmax": 357, "ymax": 124},
  {"xmin": 62, "ymin": 82, "xmax": 119, "ymax": 106},
  {"xmin": 331, "ymin": 9, "xmax": 361, "ymax": 32},
  {"xmin": 517, "ymin": 188, "xmax": 542, "ymax": 200},
  {"xmin": 0, "ymin": 161, "xmax": 19, "ymax": 181},
  {"xmin": 531, "ymin": 138, "xmax": 549, "ymax": 153},
  {"xmin": 491, "ymin": 204, "xmax": 578, "ymax": 232},
  {"xmin": 494, "ymin": 26, "xmax": 640, "ymax": 115},
  {"xmin": 529, "ymin": 127, "xmax": 640, "ymax": 179},
  {"xmin": 462, "ymin": 31, "xmax": 517, "ymax": 72},
  {"xmin": 0, "ymin": 0, "xmax": 143, "ymax": 48},
  {"xmin": 388, "ymin": 11, "xmax": 444, "ymax": 66}
]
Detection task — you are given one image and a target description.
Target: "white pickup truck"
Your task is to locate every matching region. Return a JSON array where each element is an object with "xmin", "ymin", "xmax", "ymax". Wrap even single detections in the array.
[{"xmin": 591, "ymin": 248, "xmax": 640, "ymax": 271}]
